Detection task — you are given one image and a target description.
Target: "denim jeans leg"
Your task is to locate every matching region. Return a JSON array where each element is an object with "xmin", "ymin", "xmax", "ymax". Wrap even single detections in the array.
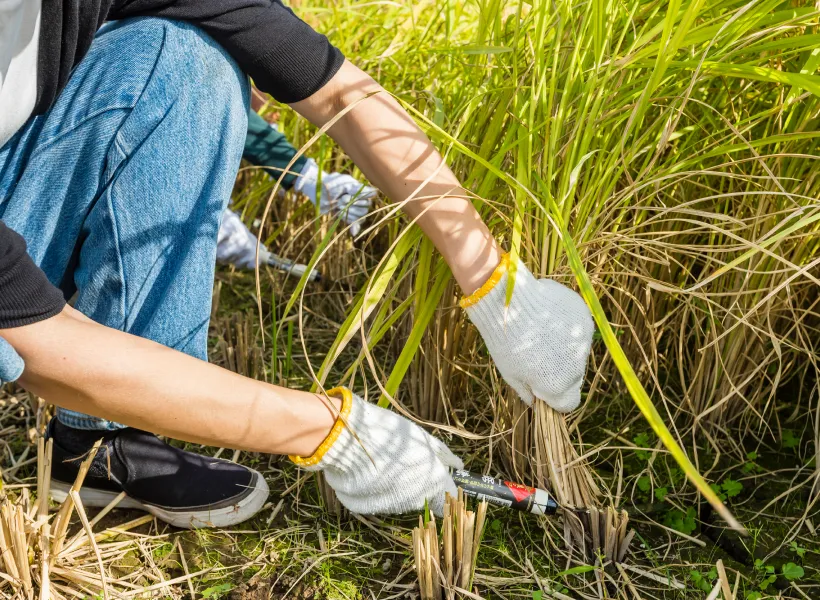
[
  {"xmin": 0, "ymin": 18, "xmax": 249, "ymax": 429},
  {"xmin": 0, "ymin": 337, "xmax": 24, "ymax": 384}
]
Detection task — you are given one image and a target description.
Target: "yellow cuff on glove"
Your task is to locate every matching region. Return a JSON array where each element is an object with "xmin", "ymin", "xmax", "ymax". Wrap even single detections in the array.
[
  {"xmin": 459, "ymin": 252, "xmax": 510, "ymax": 309},
  {"xmin": 289, "ymin": 387, "xmax": 353, "ymax": 467}
]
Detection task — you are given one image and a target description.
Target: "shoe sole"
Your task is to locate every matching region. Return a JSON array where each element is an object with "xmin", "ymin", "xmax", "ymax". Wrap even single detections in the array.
[{"xmin": 49, "ymin": 471, "xmax": 270, "ymax": 529}]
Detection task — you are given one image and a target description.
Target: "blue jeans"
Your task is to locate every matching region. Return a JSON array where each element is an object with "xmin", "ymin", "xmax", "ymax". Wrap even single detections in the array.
[{"xmin": 0, "ymin": 18, "xmax": 249, "ymax": 429}]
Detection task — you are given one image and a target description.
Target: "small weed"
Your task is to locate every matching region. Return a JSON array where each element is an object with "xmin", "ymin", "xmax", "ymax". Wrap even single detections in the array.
[
  {"xmin": 742, "ymin": 451, "xmax": 764, "ymax": 474},
  {"xmin": 753, "ymin": 559, "xmax": 777, "ymax": 592},
  {"xmin": 637, "ymin": 475, "xmax": 651, "ymax": 493},
  {"xmin": 709, "ymin": 478, "xmax": 743, "ymax": 503},
  {"xmin": 633, "ymin": 432, "xmax": 653, "ymax": 461},
  {"xmin": 152, "ymin": 542, "xmax": 174, "ymax": 562},
  {"xmin": 782, "ymin": 430, "xmax": 800, "ymax": 450},
  {"xmin": 663, "ymin": 507, "xmax": 697, "ymax": 535},
  {"xmin": 689, "ymin": 567, "xmax": 717, "ymax": 593},
  {"xmin": 201, "ymin": 583, "xmax": 233, "ymax": 599},
  {"xmin": 789, "ymin": 540, "xmax": 807, "ymax": 559},
  {"xmin": 746, "ymin": 558, "xmax": 806, "ymax": 599},
  {"xmin": 781, "ymin": 562, "xmax": 805, "ymax": 581}
]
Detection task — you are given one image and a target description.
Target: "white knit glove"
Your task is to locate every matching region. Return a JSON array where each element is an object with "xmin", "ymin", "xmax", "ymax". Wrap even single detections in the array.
[
  {"xmin": 290, "ymin": 388, "xmax": 462, "ymax": 516},
  {"xmin": 293, "ymin": 158, "xmax": 377, "ymax": 236},
  {"xmin": 216, "ymin": 209, "xmax": 321, "ymax": 280},
  {"xmin": 216, "ymin": 208, "xmax": 274, "ymax": 269},
  {"xmin": 461, "ymin": 254, "xmax": 595, "ymax": 412}
]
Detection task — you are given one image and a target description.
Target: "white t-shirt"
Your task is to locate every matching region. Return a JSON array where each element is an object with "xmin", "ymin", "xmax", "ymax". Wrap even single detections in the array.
[{"xmin": 0, "ymin": 0, "xmax": 40, "ymax": 148}]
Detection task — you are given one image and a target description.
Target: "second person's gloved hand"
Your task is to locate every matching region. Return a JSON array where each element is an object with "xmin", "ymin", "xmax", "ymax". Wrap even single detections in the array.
[
  {"xmin": 290, "ymin": 388, "xmax": 462, "ymax": 516},
  {"xmin": 293, "ymin": 158, "xmax": 377, "ymax": 236},
  {"xmin": 216, "ymin": 208, "xmax": 272, "ymax": 270},
  {"xmin": 461, "ymin": 253, "xmax": 595, "ymax": 413}
]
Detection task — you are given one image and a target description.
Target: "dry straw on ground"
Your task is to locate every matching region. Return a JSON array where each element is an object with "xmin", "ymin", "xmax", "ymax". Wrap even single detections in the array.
[{"xmin": 0, "ymin": 437, "xmax": 159, "ymax": 600}]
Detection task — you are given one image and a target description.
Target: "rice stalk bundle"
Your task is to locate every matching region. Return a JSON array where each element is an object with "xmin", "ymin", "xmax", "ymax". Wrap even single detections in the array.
[
  {"xmin": 533, "ymin": 402, "xmax": 598, "ymax": 546},
  {"xmin": 0, "ymin": 438, "xmax": 152, "ymax": 600},
  {"xmin": 488, "ymin": 387, "xmax": 632, "ymax": 558},
  {"xmin": 532, "ymin": 402, "xmax": 632, "ymax": 560},
  {"xmin": 533, "ymin": 403, "xmax": 599, "ymax": 512},
  {"xmin": 413, "ymin": 489, "xmax": 488, "ymax": 600}
]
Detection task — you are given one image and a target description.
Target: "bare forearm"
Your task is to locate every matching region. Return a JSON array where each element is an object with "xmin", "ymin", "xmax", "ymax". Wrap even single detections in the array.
[
  {"xmin": 292, "ymin": 60, "xmax": 501, "ymax": 294},
  {"xmin": 0, "ymin": 306, "xmax": 337, "ymax": 456}
]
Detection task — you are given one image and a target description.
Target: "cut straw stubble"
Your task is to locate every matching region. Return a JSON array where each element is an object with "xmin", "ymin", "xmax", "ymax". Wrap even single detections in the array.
[
  {"xmin": 316, "ymin": 471, "xmax": 345, "ymax": 516},
  {"xmin": 49, "ymin": 439, "xmax": 102, "ymax": 563},
  {"xmin": 414, "ymin": 489, "xmax": 488, "ymax": 600}
]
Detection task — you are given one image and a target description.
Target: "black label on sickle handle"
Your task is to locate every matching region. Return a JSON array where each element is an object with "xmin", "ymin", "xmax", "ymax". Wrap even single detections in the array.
[{"xmin": 450, "ymin": 470, "xmax": 558, "ymax": 515}]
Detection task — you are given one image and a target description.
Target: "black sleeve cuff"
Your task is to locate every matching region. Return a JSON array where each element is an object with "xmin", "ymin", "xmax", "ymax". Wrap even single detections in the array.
[
  {"xmin": 252, "ymin": 36, "xmax": 345, "ymax": 103},
  {"xmin": 0, "ymin": 221, "xmax": 67, "ymax": 329},
  {"xmin": 213, "ymin": 0, "xmax": 346, "ymax": 103}
]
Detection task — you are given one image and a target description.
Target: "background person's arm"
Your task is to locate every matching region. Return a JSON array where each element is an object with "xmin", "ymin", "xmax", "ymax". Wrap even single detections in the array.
[
  {"xmin": 0, "ymin": 305, "xmax": 339, "ymax": 457},
  {"xmin": 292, "ymin": 60, "xmax": 502, "ymax": 296}
]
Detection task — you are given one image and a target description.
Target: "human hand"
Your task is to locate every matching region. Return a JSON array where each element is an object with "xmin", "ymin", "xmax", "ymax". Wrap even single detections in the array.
[
  {"xmin": 461, "ymin": 254, "xmax": 595, "ymax": 412},
  {"xmin": 290, "ymin": 388, "xmax": 462, "ymax": 516},
  {"xmin": 293, "ymin": 159, "xmax": 377, "ymax": 236},
  {"xmin": 216, "ymin": 208, "xmax": 269, "ymax": 270}
]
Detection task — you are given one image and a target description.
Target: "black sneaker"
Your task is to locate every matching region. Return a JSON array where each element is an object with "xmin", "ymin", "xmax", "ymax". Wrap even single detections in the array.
[{"xmin": 47, "ymin": 419, "xmax": 269, "ymax": 529}]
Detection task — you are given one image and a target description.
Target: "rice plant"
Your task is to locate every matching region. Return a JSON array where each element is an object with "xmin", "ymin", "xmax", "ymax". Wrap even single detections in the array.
[{"xmin": 278, "ymin": 0, "xmax": 819, "ymax": 537}]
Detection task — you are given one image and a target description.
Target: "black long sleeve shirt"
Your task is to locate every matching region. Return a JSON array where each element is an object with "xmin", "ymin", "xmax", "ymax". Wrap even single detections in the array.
[{"xmin": 0, "ymin": 0, "xmax": 344, "ymax": 329}]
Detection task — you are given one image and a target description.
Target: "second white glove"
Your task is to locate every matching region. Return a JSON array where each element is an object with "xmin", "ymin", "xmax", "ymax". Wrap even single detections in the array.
[
  {"xmin": 290, "ymin": 388, "xmax": 462, "ymax": 516},
  {"xmin": 293, "ymin": 159, "xmax": 377, "ymax": 236},
  {"xmin": 461, "ymin": 254, "xmax": 595, "ymax": 412},
  {"xmin": 216, "ymin": 208, "xmax": 273, "ymax": 270}
]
